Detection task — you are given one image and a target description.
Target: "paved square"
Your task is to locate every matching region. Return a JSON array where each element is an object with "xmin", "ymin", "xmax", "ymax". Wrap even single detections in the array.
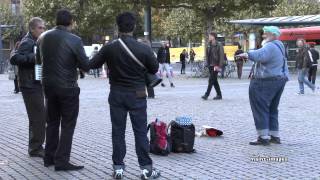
[{"xmin": 0, "ymin": 74, "xmax": 320, "ymax": 179}]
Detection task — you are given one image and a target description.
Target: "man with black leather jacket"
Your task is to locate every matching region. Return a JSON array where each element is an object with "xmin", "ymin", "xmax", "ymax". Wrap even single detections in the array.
[
  {"xmin": 10, "ymin": 17, "xmax": 46, "ymax": 158},
  {"xmin": 37, "ymin": 9, "xmax": 89, "ymax": 171},
  {"xmin": 89, "ymin": 12, "xmax": 161, "ymax": 180}
]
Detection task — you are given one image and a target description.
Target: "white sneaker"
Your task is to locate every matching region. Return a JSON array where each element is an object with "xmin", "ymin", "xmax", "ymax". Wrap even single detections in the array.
[
  {"xmin": 141, "ymin": 168, "xmax": 161, "ymax": 180},
  {"xmin": 113, "ymin": 168, "xmax": 124, "ymax": 179}
]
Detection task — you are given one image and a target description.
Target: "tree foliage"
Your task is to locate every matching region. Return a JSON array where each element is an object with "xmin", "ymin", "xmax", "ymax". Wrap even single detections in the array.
[
  {"xmin": 0, "ymin": 4, "xmax": 23, "ymax": 41},
  {"xmin": 23, "ymin": 0, "xmax": 144, "ymax": 43},
  {"xmin": 272, "ymin": 0, "xmax": 320, "ymax": 16}
]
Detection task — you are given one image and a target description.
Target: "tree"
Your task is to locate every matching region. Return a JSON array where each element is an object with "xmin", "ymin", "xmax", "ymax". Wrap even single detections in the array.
[
  {"xmin": 0, "ymin": 4, "xmax": 23, "ymax": 41},
  {"xmin": 161, "ymin": 8, "xmax": 202, "ymax": 44},
  {"xmin": 23, "ymin": 0, "xmax": 145, "ymax": 44},
  {"xmin": 272, "ymin": 0, "xmax": 320, "ymax": 16}
]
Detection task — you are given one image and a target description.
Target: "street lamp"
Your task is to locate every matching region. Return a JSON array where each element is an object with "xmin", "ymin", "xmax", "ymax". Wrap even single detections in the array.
[{"xmin": 144, "ymin": 0, "xmax": 152, "ymax": 43}]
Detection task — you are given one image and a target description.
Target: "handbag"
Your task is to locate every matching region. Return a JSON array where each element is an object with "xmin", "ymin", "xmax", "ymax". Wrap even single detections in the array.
[{"xmin": 118, "ymin": 38, "xmax": 162, "ymax": 88}]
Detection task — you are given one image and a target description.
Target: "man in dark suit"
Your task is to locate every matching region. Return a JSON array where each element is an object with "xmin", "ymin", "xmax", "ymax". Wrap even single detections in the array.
[
  {"xmin": 37, "ymin": 9, "xmax": 90, "ymax": 171},
  {"xmin": 10, "ymin": 17, "xmax": 46, "ymax": 158}
]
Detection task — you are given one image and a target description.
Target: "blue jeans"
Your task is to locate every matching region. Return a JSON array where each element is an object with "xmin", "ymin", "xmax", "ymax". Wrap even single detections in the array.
[
  {"xmin": 108, "ymin": 88, "xmax": 152, "ymax": 171},
  {"xmin": 249, "ymin": 77, "xmax": 287, "ymax": 138},
  {"xmin": 298, "ymin": 68, "xmax": 315, "ymax": 94}
]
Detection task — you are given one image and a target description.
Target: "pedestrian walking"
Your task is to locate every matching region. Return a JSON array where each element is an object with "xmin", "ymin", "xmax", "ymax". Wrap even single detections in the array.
[
  {"xmin": 295, "ymin": 39, "xmax": 316, "ymax": 94},
  {"xmin": 202, "ymin": 32, "xmax": 224, "ymax": 100},
  {"xmin": 157, "ymin": 42, "xmax": 175, "ymax": 87},
  {"xmin": 234, "ymin": 45, "xmax": 245, "ymax": 79},
  {"xmin": 307, "ymin": 42, "xmax": 319, "ymax": 85},
  {"xmin": 180, "ymin": 49, "xmax": 187, "ymax": 74}
]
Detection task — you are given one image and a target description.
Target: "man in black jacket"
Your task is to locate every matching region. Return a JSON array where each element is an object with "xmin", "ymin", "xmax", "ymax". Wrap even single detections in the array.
[
  {"xmin": 202, "ymin": 32, "xmax": 224, "ymax": 100},
  {"xmin": 157, "ymin": 42, "xmax": 174, "ymax": 87},
  {"xmin": 10, "ymin": 17, "xmax": 46, "ymax": 158},
  {"xmin": 89, "ymin": 12, "xmax": 161, "ymax": 180},
  {"xmin": 308, "ymin": 43, "xmax": 319, "ymax": 85},
  {"xmin": 37, "ymin": 9, "xmax": 89, "ymax": 171}
]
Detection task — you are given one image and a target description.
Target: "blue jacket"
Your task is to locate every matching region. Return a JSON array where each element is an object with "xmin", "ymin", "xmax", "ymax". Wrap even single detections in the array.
[{"xmin": 248, "ymin": 40, "xmax": 289, "ymax": 79}]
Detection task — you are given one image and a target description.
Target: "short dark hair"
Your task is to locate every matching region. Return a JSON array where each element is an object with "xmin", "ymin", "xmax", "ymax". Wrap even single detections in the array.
[
  {"xmin": 209, "ymin": 32, "xmax": 217, "ymax": 39},
  {"xmin": 116, "ymin": 12, "xmax": 136, "ymax": 33},
  {"xmin": 56, "ymin": 9, "xmax": 73, "ymax": 26}
]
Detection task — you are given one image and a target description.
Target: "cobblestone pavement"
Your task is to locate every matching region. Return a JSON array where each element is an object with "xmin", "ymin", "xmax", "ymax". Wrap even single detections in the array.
[{"xmin": 0, "ymin": 73, "xmax": 320, "ymax": 180}]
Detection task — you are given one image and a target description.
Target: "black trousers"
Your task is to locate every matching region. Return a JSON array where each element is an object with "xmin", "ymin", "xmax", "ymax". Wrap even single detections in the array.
[
  {"xmin": 308, "ymin": 66, "xmax": 317, "ymax": 85},
  {"xmin": 205, "ymin": 66, "xmax": 222, "ymax": 97},
  {"xmin": 108, "ymin": 89, "xmax": 152, "ymax": 170},
  {"xmin": 181, "ymin": 62, "xmax": 186, "ymax": 74},
  {"xmin": 147, "ymin": 87, "xmax": 155, "ymax": 98},
  {"xmin": 14, "ymin": 75, "xmax": 19, "ymax": 92},
  {"xmin": 20, "ymin": 85, "xmax": 46, "ymax": 154},
  {"xmin": 44, "ymin": 86, "xmax": 80, "ymax": 166},
  {"xmin": 236, "ymin": 61, "xmax": 244, "ymax": 79}
]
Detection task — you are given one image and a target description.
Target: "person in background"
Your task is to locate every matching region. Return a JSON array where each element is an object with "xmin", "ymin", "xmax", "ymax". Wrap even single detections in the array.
[
  {"xmin": 9, "ymin": 41, "xmax": 21, "ymax": 93},
  {"xmin": 38, "ymin": 9, "xmax": 90, "ymax": 171},
  {"xmin": 202, "ymin": 32, "xmax": 224, "ymax": 100},
  {"xmin": 220, "ymin": 53, "xmax": 228, "ymax": 78},
  {"xmin": 307, "ymin": 42, "xmax": 319, "ymax": 85},
  {"xmin": 234, "ymin": 45, "xmax": 245, "ymax": 79},
  {"xmin": 10, "ymin": 17, "xmax": 46, "ymax": 158},
  {"xmin": 89, "ymin": 12, "xmax": 161, "ymax": 179},
  {"xmin": 189, "ymin": 48, "xmax": 196, "ymax": 71},
  {"xmin": 157, "ymin": 42, "xmax": 175, "ymax": 87},
  {"xmin": 91, "ymin": 46, "xmax": 100, "ymax": 78},
  {"xmin": 138, "ymin": 38, "xmax": 156, "ymax": 99},
  {"xmin": 237, "ymin": 26, "xmax": 289, "ymax": 146},
  {"xmin": 189, "ymin": 48, "xmax": 196, "ymax": 64},
  {"xmin": 180, "ymin": 49, "xmax": 187, "ymax": 74},
  {"xmin": 295, "ymin": 39, "xmax": 316, "ymax": 94}
]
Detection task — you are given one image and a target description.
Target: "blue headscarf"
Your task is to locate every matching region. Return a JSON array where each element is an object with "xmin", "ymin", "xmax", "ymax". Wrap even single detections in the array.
[{"xmin": 263, "ymin": 26, "xmax": 281, "ymax": 37}]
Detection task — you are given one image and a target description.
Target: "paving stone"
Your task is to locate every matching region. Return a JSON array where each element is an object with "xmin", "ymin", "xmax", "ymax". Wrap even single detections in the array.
[{"xmin": 0, "ymin": 74, "xmax": 320, "ymax": 179}]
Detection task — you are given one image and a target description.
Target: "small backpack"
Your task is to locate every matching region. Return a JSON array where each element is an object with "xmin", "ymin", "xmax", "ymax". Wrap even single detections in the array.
[
  {"xmin": 148, "ymin": 119, "xmax": 171, "ymax": 156},
  {"xmin": 169, "ymin": 120, "xmax": 196, "ymax": 153}
]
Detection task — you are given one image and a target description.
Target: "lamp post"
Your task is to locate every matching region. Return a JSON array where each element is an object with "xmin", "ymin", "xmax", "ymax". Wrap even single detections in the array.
[{"xmin": 144, "ymin": 0, "xmax": 152, "ymax": 43}]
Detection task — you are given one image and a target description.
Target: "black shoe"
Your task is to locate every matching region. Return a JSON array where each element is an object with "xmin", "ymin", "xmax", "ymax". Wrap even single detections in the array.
[
  {"xmin": 201, "ymin": 95, "xmax": 208, "ymax": 100},
  {"xmin": 141, "ymin": 168, "xmax": 161, "ymax": 180},
  {"xmin": 249, "ymin": 137, "xmax": 270, "ymax": 146},
  {"xmin": 14, "ymin": 90, "xmax": 19, "ymax": 94},
  {"xmin": 113, "ymin": 168, "xmax": 124, "ymax": 179},
  {"xmin": 170, "ymin": 83, "xmax": 175, "ymax": 88},
  {"xmin": 270, "ymin": 136, "xmax": 281, "ymax": 144},
  {"xmin": 44, "ymin": 157, "xmax": 54, "ymax": 167},
  {"xmin": 55, "ymin": 163, "xmax": 84, "ymax": 171},
  {"xmin": 213, "ymin": 96, "xmax": 222, "ymax": 100},
  {"xmin": 29, "ymin": 150, "xmax": 44, "ymax": 158},
  {"xmin": 161, "ymin": 83, "xmax": 165, "ymax": 87}
]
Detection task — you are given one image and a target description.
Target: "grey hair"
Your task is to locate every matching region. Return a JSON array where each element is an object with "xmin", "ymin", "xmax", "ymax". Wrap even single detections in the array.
[{"xmin": 28, "ymin": 17, "xmax": 44, "ymax": 31}]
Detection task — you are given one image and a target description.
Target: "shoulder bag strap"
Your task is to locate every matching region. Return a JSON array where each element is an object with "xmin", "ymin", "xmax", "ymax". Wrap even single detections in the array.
[{"xmin": 118, "ymin": 38, "xmax": 146, "ymax": 69}]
